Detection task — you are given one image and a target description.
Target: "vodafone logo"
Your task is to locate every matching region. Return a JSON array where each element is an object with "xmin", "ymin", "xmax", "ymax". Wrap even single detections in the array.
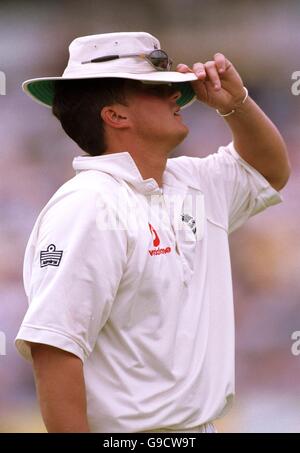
[
  {"xmin": 149, "ymin": 247, "xmax": 171, "ymax": 256},
  {"xmin": 148, "ymin": 223, "xmax": 171, "ymax": 257},
  {"xmin": 148, "ymin": 222, "xmax": 160, "ymax": 247}
]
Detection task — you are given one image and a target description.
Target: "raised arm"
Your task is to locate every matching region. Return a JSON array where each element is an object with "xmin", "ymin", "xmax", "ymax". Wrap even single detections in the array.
[
  {"xmin": 30, "ymin": 343, "xmax": 90, "ymax": 433},
  {"xmin": 177, "ymin": 54, "xmax": 291, "ymax": 191}
]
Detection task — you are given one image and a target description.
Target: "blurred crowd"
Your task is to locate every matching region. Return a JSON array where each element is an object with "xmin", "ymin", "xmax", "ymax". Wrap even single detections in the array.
[{"xmin": 0, "ymin": 0, "xmax": 299, "ymax": 432}]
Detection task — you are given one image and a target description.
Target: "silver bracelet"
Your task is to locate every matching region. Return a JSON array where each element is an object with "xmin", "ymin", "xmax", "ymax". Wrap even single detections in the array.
[{"xmin": 216, "ymin": 86, "xmax": 249, "ymax": 117}]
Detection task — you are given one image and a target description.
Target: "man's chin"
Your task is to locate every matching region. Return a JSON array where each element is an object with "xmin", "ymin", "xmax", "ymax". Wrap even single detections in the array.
[{"xmin": 174, "ymin": 124, "xmax": 189, "ymax": 145}]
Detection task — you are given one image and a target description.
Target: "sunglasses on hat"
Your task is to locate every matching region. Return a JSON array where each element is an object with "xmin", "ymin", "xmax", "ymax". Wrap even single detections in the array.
[{"xmin": 82, "ymin": 49, "xmax": 173, "ymax": 71}]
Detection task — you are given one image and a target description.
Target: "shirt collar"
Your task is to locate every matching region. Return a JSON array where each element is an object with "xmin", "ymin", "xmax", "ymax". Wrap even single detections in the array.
[{"xmin": 72, "ymin": 151, "xmax": 187, "ymax": 193}]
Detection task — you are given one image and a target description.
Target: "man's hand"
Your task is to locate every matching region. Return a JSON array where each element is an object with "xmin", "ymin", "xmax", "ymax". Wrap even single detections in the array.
[
  {"xmin": 177, "ymin": 53, "xmax": 245, "ymax": 114},
  {"xmin": 177, "ymin": 53, "xmax": 290, "ymax": 191}
]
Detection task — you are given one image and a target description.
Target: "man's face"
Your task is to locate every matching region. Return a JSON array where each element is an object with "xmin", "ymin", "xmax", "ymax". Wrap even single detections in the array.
[{"xmin": 124, "ymin": 82, "xmax": 189, "ymax": 151}]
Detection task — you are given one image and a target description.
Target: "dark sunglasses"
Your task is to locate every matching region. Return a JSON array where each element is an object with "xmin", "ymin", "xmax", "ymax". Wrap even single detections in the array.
[{"xmin": 82, "ymin": 49, "xmax": 173, "ymax": 71}]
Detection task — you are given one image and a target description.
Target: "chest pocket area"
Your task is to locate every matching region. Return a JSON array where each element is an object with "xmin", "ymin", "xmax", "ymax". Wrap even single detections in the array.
[{"xmin": 172, "ymin": 189, "xmax": 206, "ymax": 284}]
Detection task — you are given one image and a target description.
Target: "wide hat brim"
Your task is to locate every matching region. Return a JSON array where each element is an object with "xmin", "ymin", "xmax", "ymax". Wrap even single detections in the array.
[{"xmin": 22, "ymin": 71, "xmax": 198, "ymax": 109}]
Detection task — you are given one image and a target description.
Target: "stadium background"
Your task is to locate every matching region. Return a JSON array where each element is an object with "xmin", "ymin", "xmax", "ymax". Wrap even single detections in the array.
[{"xmin": 0, "ymin": 0, "xmax": 299, "ymax": 432}]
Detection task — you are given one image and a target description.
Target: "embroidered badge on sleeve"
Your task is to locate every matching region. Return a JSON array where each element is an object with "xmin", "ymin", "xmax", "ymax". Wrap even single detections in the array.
[{"xmin": 40, "ymin": 244, "xmax": 63, "ymax": 268}]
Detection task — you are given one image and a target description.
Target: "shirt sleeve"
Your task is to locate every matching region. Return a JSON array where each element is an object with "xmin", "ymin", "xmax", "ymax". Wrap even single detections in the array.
[
  {"xmin": 196, "ymin": 142, "xmax": 283, "ymax": 233},
  {"xmin": 15, "ymin": 188, "xmax": 127, "ymax": 363}
]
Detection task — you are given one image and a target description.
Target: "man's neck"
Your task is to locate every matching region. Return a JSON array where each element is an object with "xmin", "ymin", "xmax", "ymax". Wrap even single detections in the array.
[
  {"xmin": 104, "ymin": 143, "xmax": 169, "ymax": 188},
  {"xmin": 128, "ymin": 148, "xmax": 168, "ymax": 187}
]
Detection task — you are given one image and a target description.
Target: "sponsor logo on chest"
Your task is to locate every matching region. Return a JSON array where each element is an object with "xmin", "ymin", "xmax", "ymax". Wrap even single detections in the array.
[{"xmin": 148, "ymin": 223, "xmax": 172, "ymax": 256}]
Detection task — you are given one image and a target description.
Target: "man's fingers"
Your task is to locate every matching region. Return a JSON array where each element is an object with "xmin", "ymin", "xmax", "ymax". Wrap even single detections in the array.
[
  {"xmin": 192, "ymin": 62, "xmax": 206, "ymax": 79},
  {"xmin": 204, "ymin": 61, "xmax": 221, "ymax": 90},
  {"xmin": 176, "ymin": 63, "xmax": 194, "ymax": 73},
  {"xmin": 214, "ymin": 53, "xmax": 226, "ymax": 74},
  {"xmin": 177, "ymin": 55, "xmax": 233, "ymax": 91}
]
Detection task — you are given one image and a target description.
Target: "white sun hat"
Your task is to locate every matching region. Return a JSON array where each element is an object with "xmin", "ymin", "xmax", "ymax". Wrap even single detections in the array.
[{"xmin": 22, "ymin": 31, "xmax": 198, "ymax": 109}]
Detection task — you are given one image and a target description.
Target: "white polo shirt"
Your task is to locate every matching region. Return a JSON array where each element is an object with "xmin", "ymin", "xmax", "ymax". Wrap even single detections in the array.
[{"xmin": 15, "ymin": 142, "xmax": 281, "ymax": 432}]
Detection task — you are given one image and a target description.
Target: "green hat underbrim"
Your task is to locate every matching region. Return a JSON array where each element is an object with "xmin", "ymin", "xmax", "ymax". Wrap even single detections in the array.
[{"xmin": 25, "ymin": 78, "xmax": 196, "ymax": 109}]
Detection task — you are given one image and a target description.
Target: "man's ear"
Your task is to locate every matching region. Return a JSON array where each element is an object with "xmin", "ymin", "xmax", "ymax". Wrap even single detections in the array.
[{"xmin": 101, "ymin": 105, "xmax": 130, "ymax": 129}]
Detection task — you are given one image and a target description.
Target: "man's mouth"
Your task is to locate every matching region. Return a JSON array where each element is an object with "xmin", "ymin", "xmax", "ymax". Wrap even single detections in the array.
[{"xmin": 174, "ymin": 108, "xmax": 181, "ymax": 116}]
